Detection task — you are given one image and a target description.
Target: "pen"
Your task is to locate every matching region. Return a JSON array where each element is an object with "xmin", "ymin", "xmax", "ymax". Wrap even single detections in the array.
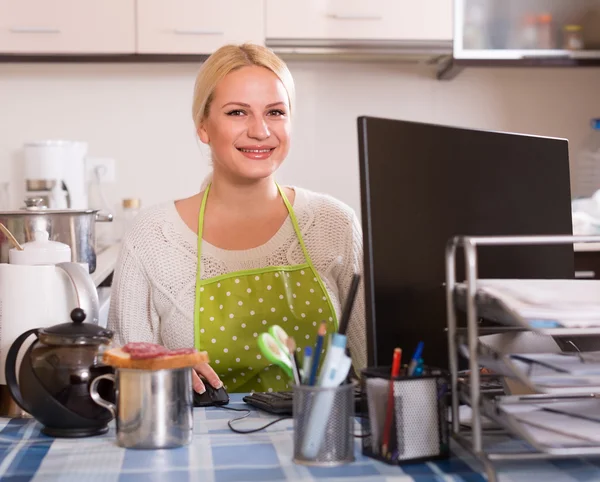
[
  {"xmin": 407, "ymin": 341, "xmax": 424, "ymax": 377},
  {"xmin": 302, "ymin": 346, "xmax": 312, "ymax": 384},
  {"xmin": 285, "ymin": 337, "xmax": 301, "ymax": 386},
  {"xmin": 382, "ymin": 347, "xmax": 402, "ymax": 457},
  {"xmin": 308, "ymin": 322, "xmax": 326, "ymax": 386}
]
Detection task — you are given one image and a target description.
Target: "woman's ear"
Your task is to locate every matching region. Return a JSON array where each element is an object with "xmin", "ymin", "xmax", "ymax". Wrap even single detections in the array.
[{"xmin": 197, "ymin": 122, "xmax": 210, "ymax": 145}]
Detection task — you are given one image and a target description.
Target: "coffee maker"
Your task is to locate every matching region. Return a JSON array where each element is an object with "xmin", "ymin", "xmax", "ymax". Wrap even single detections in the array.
[{"xmin": 24, "ymin": 140, "xmax": 88, "ymax": 210}]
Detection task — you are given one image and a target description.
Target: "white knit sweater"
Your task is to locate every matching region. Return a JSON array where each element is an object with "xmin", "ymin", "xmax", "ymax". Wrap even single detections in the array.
[{"xmin": 107, "ymin": 186, "xmax": 367, "ymax": 371}]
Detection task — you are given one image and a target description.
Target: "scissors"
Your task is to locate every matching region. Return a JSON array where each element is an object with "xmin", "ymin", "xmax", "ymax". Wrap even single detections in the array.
[{"xmin": 257, "ymin": 325, "xmax": 294, "ymax": 381}]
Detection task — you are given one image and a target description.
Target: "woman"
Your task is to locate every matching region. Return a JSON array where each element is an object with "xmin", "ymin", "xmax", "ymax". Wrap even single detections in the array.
[{"xmin": 108, "ymin": 43, "xmax": 366, "ymax": 394}]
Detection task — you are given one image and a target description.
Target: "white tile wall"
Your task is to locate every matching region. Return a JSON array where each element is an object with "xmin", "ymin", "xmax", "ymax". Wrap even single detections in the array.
[{"xmin": 1, "ymin": 60, "xmax": 599, "ymax": 215}]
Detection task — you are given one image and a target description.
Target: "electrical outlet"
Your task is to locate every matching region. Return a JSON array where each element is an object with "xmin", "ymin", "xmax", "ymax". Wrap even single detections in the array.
[{"xmin": 86, "ymin": 157, "xmax": 116, "ymax": 183}]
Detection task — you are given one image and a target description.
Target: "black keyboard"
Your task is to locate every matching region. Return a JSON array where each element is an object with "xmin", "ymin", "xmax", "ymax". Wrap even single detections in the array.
[{"xmin": 243, "ymin": 386, "xmax": 364, "ymax": 415}]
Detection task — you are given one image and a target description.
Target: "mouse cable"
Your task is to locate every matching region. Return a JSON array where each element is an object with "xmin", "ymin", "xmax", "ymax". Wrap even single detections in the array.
[
  {"xmin": 217, "ymin": 405, "xmax": 291, "ymax": 434},
  {"xmin": 217, "ymin": 406, "xmax": 369, "ymax": 437}
]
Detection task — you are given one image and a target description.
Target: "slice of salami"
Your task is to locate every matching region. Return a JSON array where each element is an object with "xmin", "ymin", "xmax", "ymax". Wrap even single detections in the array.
[
  {"xmin": 123, "ymin": 342, "xmax": 169, "ymax": 359},
  {"xmin": 122, "ymin": 342, "xmax": 165, "ymax": 353},
  {"xmin": 166, "ymin": 348, "xmax": 197, "ymax": 356}
]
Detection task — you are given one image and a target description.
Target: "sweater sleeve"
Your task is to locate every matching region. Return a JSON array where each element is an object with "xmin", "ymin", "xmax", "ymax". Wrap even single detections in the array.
[
  {"xmin": 107, "ymin": 241, "xmax": 161, "ymax": 347},
  {"xmin": 339, "ymin": 211, "xmax": 367, "ymax": 374}
]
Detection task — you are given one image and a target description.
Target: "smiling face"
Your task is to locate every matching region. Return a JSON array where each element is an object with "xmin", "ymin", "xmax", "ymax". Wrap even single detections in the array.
[{"xmin": 198, "ymin": 65, "xmax": 291, "ymax": 183}]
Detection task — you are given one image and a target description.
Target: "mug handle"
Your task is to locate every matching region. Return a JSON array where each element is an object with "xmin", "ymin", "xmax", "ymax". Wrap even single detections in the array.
[{"xmin": 90, "ymin": 373, "xmax": 116, "ymax": 419}]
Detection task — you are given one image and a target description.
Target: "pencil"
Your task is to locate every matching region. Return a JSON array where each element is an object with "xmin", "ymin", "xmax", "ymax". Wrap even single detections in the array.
[
  {"xmin": 308, "ymin": 322, "xmax": 327, "ymax": 386},
  {"xmin": 338, "ymin": 273, "xmax": 361, "ymax": 335},
  {"xmin": 382, "ymin": 348, "xmax": 402, "ymax": 458}
]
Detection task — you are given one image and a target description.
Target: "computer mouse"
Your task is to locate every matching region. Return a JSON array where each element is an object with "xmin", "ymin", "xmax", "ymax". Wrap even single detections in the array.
[{"xmin": 193, "ymin": 384, "xmax": 230, "ymax": 407}]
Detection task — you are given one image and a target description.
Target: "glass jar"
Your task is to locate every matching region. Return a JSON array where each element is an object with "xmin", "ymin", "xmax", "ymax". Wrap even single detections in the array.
[{"xmin": 563, "ymin": 25, "xmax": 584, "ymax": 50}]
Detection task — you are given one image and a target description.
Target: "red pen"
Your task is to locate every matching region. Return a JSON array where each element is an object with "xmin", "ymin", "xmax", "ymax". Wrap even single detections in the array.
[{"xmin": 381, "ymin": 347, "xmax": 402, "ymax": 458}]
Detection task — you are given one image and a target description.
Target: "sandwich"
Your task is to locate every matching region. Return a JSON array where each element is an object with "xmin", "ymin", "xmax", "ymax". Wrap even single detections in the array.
[{"xmin": 102, "ymin": 342, "xmax": 209, "ymax": 371}]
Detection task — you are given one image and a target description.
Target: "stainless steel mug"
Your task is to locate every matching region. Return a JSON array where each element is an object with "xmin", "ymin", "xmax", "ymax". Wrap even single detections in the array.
[{"xmin": 89, "ymin": 367, "xmax": 193, "ymax": 449}]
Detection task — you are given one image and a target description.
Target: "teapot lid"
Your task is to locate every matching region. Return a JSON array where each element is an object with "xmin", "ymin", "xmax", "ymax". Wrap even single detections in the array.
[
  {"xmin": 38, "ymin": 308, "xmax": 114, "ymax": 345},
  {"xmin": 9, "ymin": 230, "xmax": 71, "ymax": 266}
]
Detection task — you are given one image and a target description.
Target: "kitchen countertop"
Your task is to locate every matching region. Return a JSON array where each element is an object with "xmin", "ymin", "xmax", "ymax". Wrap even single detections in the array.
[{"xmin": 1, "ymin": 393, "xmax": 599, "ymax": 481}]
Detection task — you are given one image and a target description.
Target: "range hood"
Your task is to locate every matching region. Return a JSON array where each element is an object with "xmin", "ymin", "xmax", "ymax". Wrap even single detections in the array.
[
  {"xmin": 439, "ymin": 0, "xmax": 600, "ymax": 79},
  {"xmin": 266, "ymin": 38, "xmax": 453, "ymax": 64},
  {"xmin": 264, "ymin": 0, "xmax": 453, "ymax": 65}
]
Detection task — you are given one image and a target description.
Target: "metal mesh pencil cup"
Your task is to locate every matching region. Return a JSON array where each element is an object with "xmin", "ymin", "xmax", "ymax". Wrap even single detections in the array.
[
  {"xmin": 360, "ymin": 367, "xmax": 450, "ymax": 464},
  {"xmin": 293, "ymin": 383, "xmax": 355, "ymax": 466}
]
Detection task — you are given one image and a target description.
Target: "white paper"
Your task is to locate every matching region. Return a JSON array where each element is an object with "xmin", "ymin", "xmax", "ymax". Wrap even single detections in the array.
[{"xmin": 365, "ymin": 378, "xmax": 388, "ymax": 455}]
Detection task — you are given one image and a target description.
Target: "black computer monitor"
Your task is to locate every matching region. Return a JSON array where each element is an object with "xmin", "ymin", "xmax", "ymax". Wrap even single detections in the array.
[{"xmin": 357, "ymin": 116, "xmax": 574, "ymax": 370}]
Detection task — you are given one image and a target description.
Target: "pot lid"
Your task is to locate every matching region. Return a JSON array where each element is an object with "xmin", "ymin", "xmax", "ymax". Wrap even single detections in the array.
[
  {"xmin": 38, "ymin": 308, "xmax": 114, "ymax": 345},
  {"xmin": 9, "ymin": 230, "xmax": 71, "ymax": 265}
]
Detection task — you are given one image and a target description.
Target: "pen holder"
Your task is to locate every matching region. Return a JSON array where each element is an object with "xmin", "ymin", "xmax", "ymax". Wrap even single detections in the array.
[
  {"xmin": 293, "ymin": 383, "xmax": 355, "ymax": 466},
  {"xmin": 360, "ymin": 366, "xmax": 450, "ymax": 464}
]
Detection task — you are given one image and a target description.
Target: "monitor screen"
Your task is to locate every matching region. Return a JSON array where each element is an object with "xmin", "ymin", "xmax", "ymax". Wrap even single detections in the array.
[{"xmin": 357, "ymin": 116, "xmax": 574, "ymax": 369}]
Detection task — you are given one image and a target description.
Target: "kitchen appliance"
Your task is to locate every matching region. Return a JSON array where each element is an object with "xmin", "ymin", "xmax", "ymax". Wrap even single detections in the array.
[
  {"xmin": 24, "ymin": 140, "xmax": 88, "ymax": 210},
  {"xmin": 5, "ymin": 308, "xmax": 115, "ymax": 437},
  {"xmin": 90, "ymin": 367, "xmax": 194, "ymax": 449},
  {"xmin": 0, "ymin": 229, "xmax": 101, "ymax": 418},
  {"xmin": 0, "ymin": 200, "xmax": 112, "ymax": 273}
]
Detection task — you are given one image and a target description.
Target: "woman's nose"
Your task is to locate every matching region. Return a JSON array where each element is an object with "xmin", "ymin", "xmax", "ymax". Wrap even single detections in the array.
[{"xmin": 247, "ymin": 117, "xmax": 270, "ymax": 140}]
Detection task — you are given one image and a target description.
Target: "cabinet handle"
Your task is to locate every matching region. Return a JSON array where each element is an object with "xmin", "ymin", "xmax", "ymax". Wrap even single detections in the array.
[
  {"xmin": 327, "ymin": 13, "xmax": 382, "ymax": 21},
  {"xmin": 173, "ymin": 29, "xmax": 224, "ymax": 36},
  {"xmin": 10, "ymin": 27, "xmax": 61, "ymax": 34},
  {"xmin": 575, "ymin": 270, "xmax": 596, "ymax": 279}
]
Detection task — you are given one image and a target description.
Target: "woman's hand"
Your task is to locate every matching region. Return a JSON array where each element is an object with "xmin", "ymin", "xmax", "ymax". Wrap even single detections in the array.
[{"xmin": 192, "ymin": 362, "xmax": 222, "ymax": 393}]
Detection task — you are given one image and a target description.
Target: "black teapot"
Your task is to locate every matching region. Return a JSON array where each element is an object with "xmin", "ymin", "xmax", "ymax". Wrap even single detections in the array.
[{"xmin": 5, "ymin": 308, "xmax": 115, "ymax": 437}]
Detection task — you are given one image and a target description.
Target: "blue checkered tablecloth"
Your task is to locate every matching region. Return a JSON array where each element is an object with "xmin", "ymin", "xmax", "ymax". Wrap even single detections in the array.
[{"xmin": 0, "ymin": 393, "xmax": 599, "ymax": 481}]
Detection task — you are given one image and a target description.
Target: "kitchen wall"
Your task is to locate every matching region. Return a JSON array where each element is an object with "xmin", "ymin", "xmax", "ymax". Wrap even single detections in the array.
[{"xmin": 1, "ymin": 60, "xmax": 600, "ymax": 216}]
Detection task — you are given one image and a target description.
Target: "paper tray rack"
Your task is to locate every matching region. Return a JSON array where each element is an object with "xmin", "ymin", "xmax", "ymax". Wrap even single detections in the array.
[{"xmin": 445, "ymin": 234, "xmax": 600, "ymax": 482}]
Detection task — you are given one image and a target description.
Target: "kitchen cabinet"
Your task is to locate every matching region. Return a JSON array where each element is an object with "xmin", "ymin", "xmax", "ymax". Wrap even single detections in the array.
[
  {"xmin": 0, "ymin": 0, "xmax": 135, "ymax": 54},
  {"xmin": 137, "ymin": 0, "xmax": 264, "ymax": 54},
  {"xmin": 266, "ymin": 0, "xmax": 453, "ymax": 41}
]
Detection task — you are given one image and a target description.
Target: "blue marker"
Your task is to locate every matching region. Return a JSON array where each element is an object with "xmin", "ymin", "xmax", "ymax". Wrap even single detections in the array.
[{"xmin": 407, "ymin": 341, "xmax": 424, "ymax": 376}]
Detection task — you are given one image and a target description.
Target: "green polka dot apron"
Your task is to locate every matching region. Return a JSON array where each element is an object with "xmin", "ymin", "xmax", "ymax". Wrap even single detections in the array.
[{"xmin": 194, "ymin": 184, "xmax": 338, "ymax": 393}]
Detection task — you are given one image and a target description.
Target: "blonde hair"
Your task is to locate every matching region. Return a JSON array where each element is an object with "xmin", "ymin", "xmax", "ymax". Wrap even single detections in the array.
[{"xmin": 192, "ymin": 43, "xmax": 295, "ymax": 130}]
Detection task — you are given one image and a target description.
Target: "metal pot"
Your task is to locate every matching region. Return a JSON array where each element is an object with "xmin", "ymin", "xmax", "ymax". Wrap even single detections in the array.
[{"xmin": 0, "ymin": 201, "xmax": 112, "ymax": 273}]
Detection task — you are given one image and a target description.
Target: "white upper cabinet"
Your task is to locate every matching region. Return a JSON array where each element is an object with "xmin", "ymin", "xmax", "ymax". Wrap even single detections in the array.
[
  {"xmin": 0, "ymin": 0, "xmax": 135, "ymax": 54},
  {"xmin": 266, "ymin": 0, "xmax": 453, "ymax": 41},
  {"xmin": 137, "ymin": 0, "xmax": 265, "ymax": 54}
]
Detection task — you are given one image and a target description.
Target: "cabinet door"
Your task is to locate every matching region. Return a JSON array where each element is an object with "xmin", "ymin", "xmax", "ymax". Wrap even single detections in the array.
[
  {"xmin": 0, "ymin": 0, "xmax": 135, "ymax": 54},
  {"xmin": 266, "ymin": 0, "xmax": 452, "ymax": 41},
  {"xmin": 137, "ymin": 0, "xmax": 265, "ymax": 54}
]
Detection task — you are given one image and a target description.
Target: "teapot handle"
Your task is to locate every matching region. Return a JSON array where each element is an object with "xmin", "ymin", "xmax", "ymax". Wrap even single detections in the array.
[
  {"xmin": 90, "ymin": 374, "xmax": 116, "ymax": 419},
  {"xmin": 4, "ymin": 328, "xmax": 39, "ymax": 414}
]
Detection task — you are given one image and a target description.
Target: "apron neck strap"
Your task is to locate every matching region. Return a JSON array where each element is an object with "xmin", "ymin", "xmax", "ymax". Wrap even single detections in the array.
[{"xmin": 197, "ymin": 182, "xmax": 312, "ymax": 263}]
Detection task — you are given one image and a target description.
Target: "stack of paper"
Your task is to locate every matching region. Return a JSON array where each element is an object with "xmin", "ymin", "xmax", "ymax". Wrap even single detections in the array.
[
  {"xmin": 507, "ymin": 352, "xmax": 600, "ymax": 393},
  {"xmin": 460, "ymin": 279, "xmax": 600, "ymax": 329},
  {"xmin": 500, "ymin": 398, "xmax": 600, "ymax": 449}
]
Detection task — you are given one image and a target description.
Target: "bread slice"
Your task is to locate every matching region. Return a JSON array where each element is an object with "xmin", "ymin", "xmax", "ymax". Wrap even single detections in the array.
[{"xmin": 102, "ymin": 347, "xmax": 210, "ymax": 371}]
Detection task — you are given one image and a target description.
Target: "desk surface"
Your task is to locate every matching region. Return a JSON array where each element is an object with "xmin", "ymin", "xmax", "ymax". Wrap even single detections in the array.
[{"xmin": 0, "ymin": 394, "xmax": 598, "ymax": 482}]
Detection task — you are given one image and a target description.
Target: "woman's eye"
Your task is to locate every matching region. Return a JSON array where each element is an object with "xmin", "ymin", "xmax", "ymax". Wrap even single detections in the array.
[
  {"xmin": 268, "ymin": 109, "xmax": 286, "ymax": 117},
  {"xmin": 226, "ymin": 110, "xmax": 245, "ymax": 116}
]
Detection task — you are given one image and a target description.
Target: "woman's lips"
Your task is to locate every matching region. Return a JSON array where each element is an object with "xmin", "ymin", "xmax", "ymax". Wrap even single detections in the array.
[{"xmin": 237, "ymin": 147, "xmax": 276, "ymax": 160}]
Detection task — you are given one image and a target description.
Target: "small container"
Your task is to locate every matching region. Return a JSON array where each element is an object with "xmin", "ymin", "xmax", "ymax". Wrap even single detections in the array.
[
  {"xmin": 563, "ymin": 25, "xmax": 584, "ymax": 50},
  {"xmin": 90, "ymin": 367, "xmax": 193, "ymax": 449},
  {"xmin": 536, "ymin": 13, "xmax": 554, "ymax": 49},
  {"xmin": 293, "ymin": 383, "xmax": 355, "ymax": 466},
  {"xmin": 360, "ymin": 366, "xmax": 449, "ymax": 464}
]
